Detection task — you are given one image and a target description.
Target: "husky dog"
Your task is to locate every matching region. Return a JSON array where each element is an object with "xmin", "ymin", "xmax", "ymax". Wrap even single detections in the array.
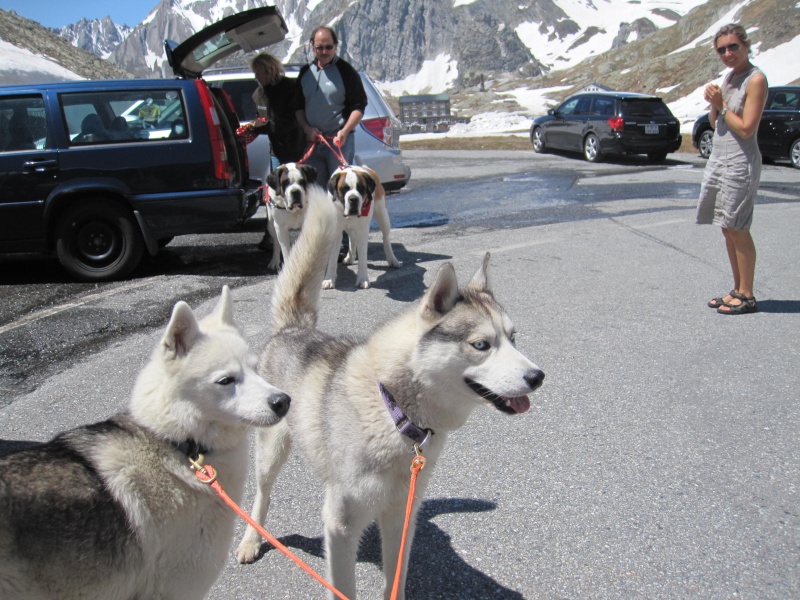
[
  {"xmin": 324, "ymin": 165, "xmax": 401, "ymax": 290},
  {"xmin": 0, "ymin": 287, "xmax": 290, "ymax": 600},
  {"xmin": 235, "ymin": 188, "xmax": 544, "ymax": 599},
  {"xmin": 266, "ymin": 162, "xmax": 318, "ymax": 271}
]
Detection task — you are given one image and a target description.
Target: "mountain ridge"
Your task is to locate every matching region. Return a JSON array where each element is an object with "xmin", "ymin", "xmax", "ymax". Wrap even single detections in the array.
[{"xmin": 1, "ymin": 1, "xmax": 797, "ymax": 119}]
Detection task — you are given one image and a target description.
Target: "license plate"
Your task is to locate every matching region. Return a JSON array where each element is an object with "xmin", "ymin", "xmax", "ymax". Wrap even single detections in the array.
[{"xmin": 644, "ymin": 124, "xmax": 659, "ymax": 134}]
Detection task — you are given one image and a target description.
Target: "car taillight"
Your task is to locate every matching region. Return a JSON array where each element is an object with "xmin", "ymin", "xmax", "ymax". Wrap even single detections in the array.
[
  {"xmin": 195, "ymin": 80, "xmax": 231, "ymax": 181},
  {"xmin": 608, "ymin": 116, "xmax": 625, "ymax": 132},
  {"xmin": 362, "ymin": 117, "xmax": 392, "ymax": 145}
]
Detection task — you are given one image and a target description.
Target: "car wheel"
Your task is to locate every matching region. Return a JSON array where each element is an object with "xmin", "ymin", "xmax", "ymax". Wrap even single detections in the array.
[
  {"xmin": 55, "ymin": 199, "xmax": 144, "ymax": 281},
  {"xmin": 531, "ymin": 127, "xmax": 547, "ymax": 153},
  {"xmin": 698, "ymin": 129, "xmax": 714, "ymax": 159},
  {"xmin": 647, "ymin": 152, "xmax": 667, "ymax": 162},
  {"xmin": 790, "ymin": 138, "xmax": 800, "ymax": 169},
  {"xmin": 583, "ymin": 133, "xmax": 601, "ymax": 162}
]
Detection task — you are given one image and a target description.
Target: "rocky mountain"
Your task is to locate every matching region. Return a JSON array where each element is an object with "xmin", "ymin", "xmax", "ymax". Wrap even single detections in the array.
[
  {"xmin": 0, "ymin": 9, "xmax": 132, "ymax": 83},
  {"xmin": 56, "ymin": 17, "xmax": 132, "ymax": 60},
  {"xmin": 1, "ymin": 0, "xmax": 797, "ymax": 117},
  {"xmin": 102, "ymin": 0, "xmax": 799, "ymax": 97},
  {"xmin": 107, "ymin": 0, "xmax": 679, "ymax": 82}
]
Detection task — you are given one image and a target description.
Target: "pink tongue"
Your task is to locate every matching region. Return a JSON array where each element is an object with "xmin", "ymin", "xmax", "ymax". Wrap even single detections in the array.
[{"xmin": 509, "ymin": 395, "xmax": 531, "ymax": 414}]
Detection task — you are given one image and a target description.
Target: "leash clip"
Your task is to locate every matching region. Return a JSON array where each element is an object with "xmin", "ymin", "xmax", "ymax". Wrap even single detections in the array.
[{"xmin": 188, "ymin": 455, "xmax": 218, "ymax": 484}]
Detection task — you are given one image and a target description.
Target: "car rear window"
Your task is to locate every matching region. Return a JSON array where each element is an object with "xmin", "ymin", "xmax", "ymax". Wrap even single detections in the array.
[
  {"xmin": 621, "ymin": 99, "xmax": 671, "ymax": 117},
  {"xmin": 60, "ymin": 89, "xmax": 189, "ymax": 145},
  {"xmin": 210, "ymin": 80, "xmax": 259, "ymax": 122}
]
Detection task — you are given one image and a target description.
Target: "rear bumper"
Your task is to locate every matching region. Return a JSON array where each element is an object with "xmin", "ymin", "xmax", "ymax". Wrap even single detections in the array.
[{"xmin": 603, "ymin": 134, "xmax": 682, "ymax": 155}]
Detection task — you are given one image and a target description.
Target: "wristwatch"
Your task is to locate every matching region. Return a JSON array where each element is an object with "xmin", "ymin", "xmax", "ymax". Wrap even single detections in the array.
[{"xmin": 720, "ymin": 106, "xmax": 729, "ymax": 119}]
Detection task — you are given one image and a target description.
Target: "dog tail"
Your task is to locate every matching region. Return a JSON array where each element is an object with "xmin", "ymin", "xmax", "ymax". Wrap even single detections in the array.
[{"xmin": 271, "ymin": 185, "xmax": 339, "ymax": 333}]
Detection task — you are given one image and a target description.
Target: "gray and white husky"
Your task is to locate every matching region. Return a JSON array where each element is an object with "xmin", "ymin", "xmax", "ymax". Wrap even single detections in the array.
[
  {"xmin": 0, "ymin": 287, "xmax": 290, "ymax": 600},
  {"xmin": 235, "ymin": 187, "xmax": 545, "ymax": 599}
]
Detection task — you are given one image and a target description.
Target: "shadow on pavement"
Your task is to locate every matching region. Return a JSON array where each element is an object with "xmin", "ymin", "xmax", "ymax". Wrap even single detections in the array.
[
  {"xmin": 256, "ymin": 497, "xmax": 524, "ymax": 599},
  {"xmin": 755, "ymin": 299, "xmax": 800, "ymax": 314}
]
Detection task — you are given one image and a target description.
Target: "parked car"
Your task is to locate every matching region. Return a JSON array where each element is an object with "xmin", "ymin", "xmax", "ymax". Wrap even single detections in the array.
[
  {"xmin": 202, "ymin": 66, "xmax": 411, "ymax": 191},
  {"xmin": 691, "ymin": 86, "xmax": 800, "ymax": 168},
  {"xmin": 530, "ymin": 91, "xmax": 682, "ymax": 163},
  {"xmin": 0, "ymin": 7, "xmax": 288, "ymax": 281}
]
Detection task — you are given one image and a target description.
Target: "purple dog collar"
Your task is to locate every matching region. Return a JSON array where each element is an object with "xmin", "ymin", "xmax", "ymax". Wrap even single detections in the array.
[{"xmin": 378, "ymin": 382, "xmax": 433, "ymax": 447}]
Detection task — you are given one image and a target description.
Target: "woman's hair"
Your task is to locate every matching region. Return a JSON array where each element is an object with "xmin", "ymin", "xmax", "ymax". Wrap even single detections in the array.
[
  {"xmin": 713, "ymin": 23, "xmax": 751, "ymax": 52},
  {"xmin": 309, "ymin": 26, "xmax": 338, "ymax": 46},
  {"xmin": 250, "ymin": 52, "xmax": 284, "ymax": 86}
]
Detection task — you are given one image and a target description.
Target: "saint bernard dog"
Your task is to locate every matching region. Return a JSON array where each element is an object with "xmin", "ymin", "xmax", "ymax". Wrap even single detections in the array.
[
  {"xmin": 265, "ymin": 163, "xmax": 317, "ymax": 271},
  {"xmin": 324, "ymin": 165, "xmax": 401, "ymax": 289}
]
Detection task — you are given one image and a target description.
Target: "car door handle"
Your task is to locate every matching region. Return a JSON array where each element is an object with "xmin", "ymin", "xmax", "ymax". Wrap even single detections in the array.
[{"xmin": 23, "ymin": 160, "xmax": 58, "ymax": 173}]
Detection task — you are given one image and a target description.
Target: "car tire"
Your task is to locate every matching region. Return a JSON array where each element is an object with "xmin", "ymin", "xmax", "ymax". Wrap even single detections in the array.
[
  {"xmin": 790, "ymin": 137, "xmax": 800, "ymax": 169},
  {"xmin": 698, "ymin": 129, "xmax": 714, "ymax": 159},
  {"xmin": 583, "ymin": 133, "xmax": 601, "ymax": 163},
  {"xmin": 55, "ymin": 199, "xmax": 144, "ymax": 281},
  {"xmin": 531, "ymin": 127, "xmax": 547, "ymax": 153},
  {"xmin": 647, "ymin": 152, "xmax": 667, "ymax": 162}
]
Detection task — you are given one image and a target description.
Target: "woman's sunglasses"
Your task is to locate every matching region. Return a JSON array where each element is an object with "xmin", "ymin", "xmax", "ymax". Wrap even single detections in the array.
[
  {"xmin": 716, "ymin": 43, "xmax": 740, "ymax": 55},
  {"xmin": 314, "ymin": 44, "xmax": 335, "ymax": 51}
]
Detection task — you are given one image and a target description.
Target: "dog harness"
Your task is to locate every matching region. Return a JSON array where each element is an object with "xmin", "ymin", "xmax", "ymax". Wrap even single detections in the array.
[{"xmin": 378, "ymin": 382, "xmax": 433, "ymax": 447}]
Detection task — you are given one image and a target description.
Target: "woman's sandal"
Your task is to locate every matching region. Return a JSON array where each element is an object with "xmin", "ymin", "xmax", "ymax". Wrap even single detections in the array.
[
  {"xmin": 717, "ymin": 291, "xmax": 757, "ymax": 315},
  {"xmin": 708, "ymin": 290, "xmax": 736, "ymax": 309}
]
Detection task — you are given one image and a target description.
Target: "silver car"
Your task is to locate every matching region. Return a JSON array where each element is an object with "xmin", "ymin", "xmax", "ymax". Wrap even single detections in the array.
[{"xmin": 204, "ymin": 65, "xmax": 411, "ymax": 190}]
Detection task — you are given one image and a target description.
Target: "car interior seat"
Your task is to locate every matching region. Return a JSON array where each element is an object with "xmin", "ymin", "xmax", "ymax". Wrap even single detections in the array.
[
  {"xmin": 772, "ymin": 93, "xmax": 788, "ymax": 109},
  {"xmin": 75, "ymin": 114, "xmax": 109, "ymax": 143},
  {"xmin": 6, "ymin": 111, "xmax": 36, "ymax": 151}
]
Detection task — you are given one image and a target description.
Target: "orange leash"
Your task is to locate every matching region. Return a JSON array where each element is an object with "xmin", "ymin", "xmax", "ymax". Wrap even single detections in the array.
[
  {"xmin": 192, "ymin": 461, "xmax": 350, "ymax": 600},
  {"xmin": 390, "ymin": 452, "xmax": 427, "ymax": 600},
  {"xmin": 191, "ymin": 452, "xmax": 424, "ymax": 600}
]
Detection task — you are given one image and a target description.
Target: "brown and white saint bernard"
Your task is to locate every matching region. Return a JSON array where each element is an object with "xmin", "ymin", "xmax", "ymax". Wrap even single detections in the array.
[
  {"xmin": 265, "ymin": 163, "xmax": 317, "ymax": 271},
  {"xmin": 324, "ymin": 165, "xmax": 400, "ymax": 289}
]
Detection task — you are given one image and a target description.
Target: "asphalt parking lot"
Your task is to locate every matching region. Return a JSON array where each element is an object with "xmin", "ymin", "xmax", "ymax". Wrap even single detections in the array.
[{"xmin": 1, "ymin": 153, "xmax": 799, "ymax": 598}]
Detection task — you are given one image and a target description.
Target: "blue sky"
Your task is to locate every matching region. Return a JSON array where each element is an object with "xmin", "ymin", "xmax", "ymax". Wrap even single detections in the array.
[{"xmin": 3, "ymin": 0, "xmax": 154, "ymax": 29}]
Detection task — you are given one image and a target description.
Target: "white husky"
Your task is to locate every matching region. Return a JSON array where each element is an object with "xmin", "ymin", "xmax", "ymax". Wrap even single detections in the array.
[
  {"xmin": 235, "ymin": 188, "xmax": 545, "ymax": 599},
  {"xmin": 0, "ymin": 287, "xmax": 290, "ymax": 600}
]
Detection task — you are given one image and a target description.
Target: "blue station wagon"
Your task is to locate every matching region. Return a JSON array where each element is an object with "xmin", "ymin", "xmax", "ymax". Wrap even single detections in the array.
[{"xmin": 0, "ymin": 7, "xmax": 288, "ymax": 281}]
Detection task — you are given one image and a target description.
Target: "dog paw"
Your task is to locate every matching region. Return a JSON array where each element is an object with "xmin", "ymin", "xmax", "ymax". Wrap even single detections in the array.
[
  {"xmin": 322, "ymin": 279, "xmax": 335, "ymax": 290},
  {"xmin": 235, "ymin": 539, "xmax": 263, "ymax": 564},
  {"xmin": 267, "ymin": 258, "xmax": 281, "ymax": 272},
  {"xmin": 357, "ymin": 279, "xmax": 371, "ymax": 289},
  {"xmin": 387, "ymin": 257, "xmax": 400, "ymax": 268},
  {"xmin": 342, "ymin": 254, "xmax": 354, "ymax": 265}
]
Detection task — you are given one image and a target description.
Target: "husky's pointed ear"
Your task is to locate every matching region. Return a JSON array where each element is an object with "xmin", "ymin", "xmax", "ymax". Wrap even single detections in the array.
[
  {"xmin": 420, "ymin": 262, "xmax": 460, "ymax": 320},
  {"xmin": 466, "ymin": 252, "xmax": 491, "ymax": 292},
  {"xmin": 210, "ymin": 285, "xmax": 235, "ymax": 327},
  {"xmin": 162, "ymin": 301, "xmax": 200, "ymax": 358}
]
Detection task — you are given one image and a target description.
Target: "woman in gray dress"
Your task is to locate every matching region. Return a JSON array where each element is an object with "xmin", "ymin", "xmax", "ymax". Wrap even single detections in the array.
[{"xmin": 697, "ymin": 23, "xmax": 768, "ymax": 315}]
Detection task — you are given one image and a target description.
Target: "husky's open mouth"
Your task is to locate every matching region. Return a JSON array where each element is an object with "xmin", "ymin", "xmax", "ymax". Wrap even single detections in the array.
[{"xmin": 465, "ymin": 379, "xmax": 531, "ymax": 414}]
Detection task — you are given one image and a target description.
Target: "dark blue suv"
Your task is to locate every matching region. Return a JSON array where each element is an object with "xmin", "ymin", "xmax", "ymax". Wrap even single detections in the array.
[{"xmin": 0, "ymin": 7, "xmax": 288, "ymax": 281}]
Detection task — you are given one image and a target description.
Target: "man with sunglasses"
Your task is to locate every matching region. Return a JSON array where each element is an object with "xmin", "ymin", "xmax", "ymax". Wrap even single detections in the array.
[{"xmin": 295, "ymin": 26, "xmax": 368, "ymax": 187}]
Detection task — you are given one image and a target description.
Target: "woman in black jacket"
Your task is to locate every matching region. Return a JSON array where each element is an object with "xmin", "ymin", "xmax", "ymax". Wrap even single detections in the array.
[{"xmin": 250, "ymin": 52, "xmax": 308, "ymax": 250}]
